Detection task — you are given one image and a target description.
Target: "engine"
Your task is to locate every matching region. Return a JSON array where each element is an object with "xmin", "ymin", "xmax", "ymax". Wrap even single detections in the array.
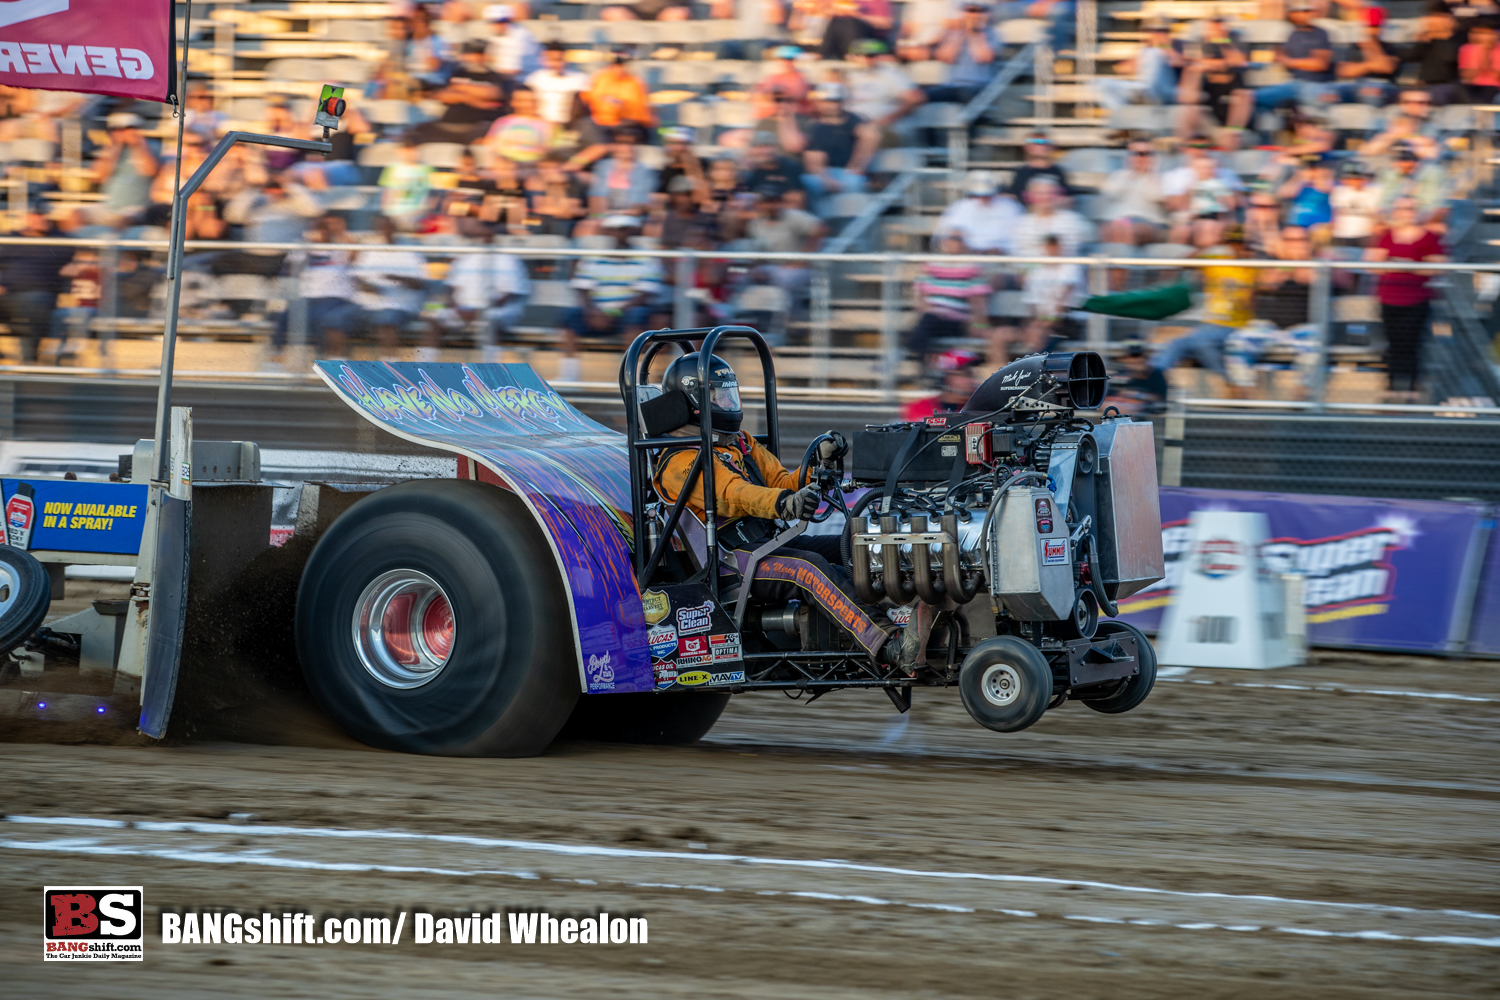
[{"xmin": 846, "ymin": 352, "xmax": 1164, "ymax": 639}]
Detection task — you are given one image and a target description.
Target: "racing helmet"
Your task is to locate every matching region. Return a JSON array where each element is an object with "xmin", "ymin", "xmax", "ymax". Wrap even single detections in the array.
[{"xmin": 662, "ymin": 352, "xmax": 742, "ymax": 434}]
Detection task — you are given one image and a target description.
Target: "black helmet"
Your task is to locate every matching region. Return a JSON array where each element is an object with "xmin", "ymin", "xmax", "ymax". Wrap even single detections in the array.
[{"xmin": 662, "ymin": 352, "xmax": 742, "ymax": 434}]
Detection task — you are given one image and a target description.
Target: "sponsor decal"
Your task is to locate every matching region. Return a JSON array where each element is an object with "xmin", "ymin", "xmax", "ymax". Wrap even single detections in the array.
[
  {"xmin": 675, "ymin": 670, "xmax": 711, "ymax": 686},
  {"xmin": 43, "ymin": 887, "xmax": 143, "ymax": 961},
  {"xmin": 1041, "ymin": 538, "xmax": 1068, "ymax": 566},
  {"xmin": 705, "ymin": 670, "xmax": 746, "ymax": 686},
  {"xmin": 640, "ymin": 589, "xmax": 670, "ymax": 626},
  {"xmin": 1034, "ymin": 496, "xmax": 1053, "ymax": 535},
  {"xmin": 6, "ymin": 482, "xmax": 35, "ymax": 549},
  {"xmin": 675, "ymin": 601, "xmax": 713, "ymax": 634},
  {"xmin": 709, "ymin": 633, "xmax": 741, "ymax": 663},
  {"xmin": 886, "ymin": 605, "xmax": 912, "ymax": 627},
  {"xmin": 1193, "ymin": 538, "xmax": 1243, "ymax": 579},
  {"xmin": 677, "ymin": 634, "xmax": 712, "ymax": 666},
  {"xmin": 647, "ymin": 623, "xmax": 677, "ymax": 659},
  {"xmin": 586, "ymin": 652, "xmax": 615, "ymax": 687},
  {"xmin": 652, "ymin": 659, "xmax": 678, "ymax": 687},
  {"xmin": 1262, "ymin": 525, "xmax": 1404, "ymax": 615},
  {"xmin": 923, "ymin": 416, "xmax": 948, "ymax": 427}
]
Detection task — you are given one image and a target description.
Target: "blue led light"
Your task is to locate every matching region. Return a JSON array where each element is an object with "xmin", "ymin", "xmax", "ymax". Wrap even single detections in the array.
[
  {"xmin": 97, "ymin": 706, "xmax": 106, "ymax": 714},
  {"xmin": 37, "ymin": 702, "xmax": 46, "ymax": 709}
]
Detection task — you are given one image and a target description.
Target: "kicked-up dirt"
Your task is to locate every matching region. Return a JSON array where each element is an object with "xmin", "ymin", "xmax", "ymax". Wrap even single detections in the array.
[{"xmin": 1, "ymin": 651, "xmax": 1498, "ymax": 998}]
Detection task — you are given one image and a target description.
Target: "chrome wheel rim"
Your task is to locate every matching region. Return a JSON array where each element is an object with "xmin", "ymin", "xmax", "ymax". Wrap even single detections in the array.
[
  {"xmin": 980, "ymin": 663, "xmax": 1022, "ymax": 707},
  {"xmin": 352, "ymin": 569, "xmax": 455, "ymax": 689},
  {"xmin": 0, "ymin": 562, "xmax": 17, "ymax": 616}
]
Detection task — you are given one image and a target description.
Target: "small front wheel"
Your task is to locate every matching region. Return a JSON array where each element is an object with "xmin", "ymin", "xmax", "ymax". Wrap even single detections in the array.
[{"xmin": 958, "ymin": 636, "xmax": 1052, "ymax": 733}]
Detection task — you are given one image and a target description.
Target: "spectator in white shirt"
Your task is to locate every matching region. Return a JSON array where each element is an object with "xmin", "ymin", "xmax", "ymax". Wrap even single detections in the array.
[
  {"xmin": 844, "ymin": 39, "xmax": 926, "ymax": 142},
  {"xmin": 1013, "ymin": 175, "xmax": 1093, "ymax": 259},
  {"xmin": 484, "ymin": 5, "xmax": 541, "ymax": 79},
  {"xmin": 897, "ymin": 0, "xmax": 960, "ymax": 62},
  {"xmin": 278, "ymin": 215, "xmax": 359, "ymax": 359},
  {"xmin": 525, "ymin": 43, "xmax": 591, "ymax": 128},
  {"xmin": 933, "ymin": 169, "xmax": 1023, "ymax": 253},
  {"xmin": 446, "ymin": 238, "xmax": 532, "ymax": 362},
  {"xmin": 1100, "ymin": 141, "xmax": 1168, "ymax": 246},
  {"xmin": 1329, "ymin": 160, "xmax": 1380, "ymax": 249},
  {"xmin": 1018, "ymin": 233, "xmax": 1085, "ymax": 356},
  {"xmin": 353, "ymin": 216, "xmax": 430, "ymax": 358}
]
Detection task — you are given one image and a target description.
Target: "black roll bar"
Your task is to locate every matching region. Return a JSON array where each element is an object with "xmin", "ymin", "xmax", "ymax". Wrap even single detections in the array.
[{"xmin": 619, "ymin": 326, "xmax": 780, "ymax": 604}]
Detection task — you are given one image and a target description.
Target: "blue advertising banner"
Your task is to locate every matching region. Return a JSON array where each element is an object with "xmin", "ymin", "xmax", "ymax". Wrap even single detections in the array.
[
  {"xmin": 2, "ymin": 478, "xmax": 149, "ymax": 555},
  {"xmin": 314, "ymin": 361, "xmax": 654, "ymax": 694},
  {"xmin": 1117, "ymin": 487, "xmax": 1491, "ymax": 654},
  {"xmin": 1464, "ymin": 515, "xmax": 1500, "ymax": 657}
]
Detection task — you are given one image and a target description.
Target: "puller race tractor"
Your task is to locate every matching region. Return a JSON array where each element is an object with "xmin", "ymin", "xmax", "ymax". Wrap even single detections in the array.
[{"xmin": 289, "ymin": 326, "xmax": 1165, "ymax": 755}]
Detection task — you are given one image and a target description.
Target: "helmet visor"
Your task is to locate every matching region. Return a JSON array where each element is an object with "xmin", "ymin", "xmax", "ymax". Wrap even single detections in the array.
[{"xmin": 710, "ymin": 382, "xmax": 741, "ymax": 412}]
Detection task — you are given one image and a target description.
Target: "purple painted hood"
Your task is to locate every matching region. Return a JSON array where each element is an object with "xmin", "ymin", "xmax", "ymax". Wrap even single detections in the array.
[{"xmin": 315, "ymin": 361, "xmax": 652, "ymax": 693}]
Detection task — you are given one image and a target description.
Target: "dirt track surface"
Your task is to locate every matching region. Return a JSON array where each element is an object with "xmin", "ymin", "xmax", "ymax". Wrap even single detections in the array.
[{"xmin": 3, "ymin": 654, "xmax": 1499, "ymax": 998}]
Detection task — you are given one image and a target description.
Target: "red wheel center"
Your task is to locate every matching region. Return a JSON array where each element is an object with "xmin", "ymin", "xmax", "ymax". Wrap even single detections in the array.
[
  {"xmin": 381, "ymin": 593, "xmax": 420, "ymax": 665},
  {"xmin": 379, "ymin": 592, "xmax": 455, "ymax": 666},
  {"xmin": 421, "ymin": 594, "xmax": 455, "ymax": 662}
]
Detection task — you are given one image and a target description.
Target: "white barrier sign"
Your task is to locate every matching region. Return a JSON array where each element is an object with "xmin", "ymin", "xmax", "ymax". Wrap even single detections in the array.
[{"xmin": 1157, "ymin": 510, "xmax": 1299, "ymax": 669}]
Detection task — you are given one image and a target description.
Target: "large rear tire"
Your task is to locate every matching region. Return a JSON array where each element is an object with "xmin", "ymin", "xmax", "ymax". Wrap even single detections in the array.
[
  {"xmin": 0, "ymin": 546, "xmax": 51, "ymax": 658},
  {"xmin": 958, "ymin": 636, "xmax": 1052, "ymax": 733},
  {"xmin": 296, "ymin": 479, "xmax": 579, "ymax": 756},
  {"xmin": 1080, "ymin": 620, "xmax": 1157, "ymax": 715},
  {"xmin": 558, "ymin": 691, "xmax": 730, "ymax": 744}
]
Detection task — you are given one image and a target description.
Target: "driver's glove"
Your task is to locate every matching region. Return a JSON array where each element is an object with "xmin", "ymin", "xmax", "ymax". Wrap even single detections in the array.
[
  {"xmin": 817, "ymin": 431, "xmax": 848, "ymax": 463},
  {"xmin": 776, "ymin": 483, "xmax": 822, "ymax": 520}
]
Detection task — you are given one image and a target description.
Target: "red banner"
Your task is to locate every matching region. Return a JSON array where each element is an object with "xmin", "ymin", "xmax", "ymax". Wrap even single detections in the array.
[{"xmin": 0, "ymin": 0, "xmax": 173, "ymax": 102}]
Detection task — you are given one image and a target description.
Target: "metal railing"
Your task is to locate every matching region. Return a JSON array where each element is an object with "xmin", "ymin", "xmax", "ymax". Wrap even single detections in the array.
[{"xmin": 6, "ymin": 235, "xmax": 1500, "ymax": 406}]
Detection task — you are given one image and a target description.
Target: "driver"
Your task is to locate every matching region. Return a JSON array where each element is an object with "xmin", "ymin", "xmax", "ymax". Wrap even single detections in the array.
[{"xmin": 653, "ymin": 352, "xmax": 925, "ymax": 668}]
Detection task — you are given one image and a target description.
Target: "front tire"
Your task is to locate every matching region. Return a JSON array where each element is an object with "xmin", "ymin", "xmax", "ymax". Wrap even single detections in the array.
[
  {"xmin": 1080, "ymin": 620, "xmax": 1157, "ymax": 715},
  {"xmin": 558, "ymin": 691, "xmax": 730, "ymax": 744},
  {"xmin": 958, "ymin": 636, "xmax": 1052, "ymax": 733},
  {"xmin": 296, "ymin": 479, "xmax": 579, "ymax": 756},
  {"xmin": 0, "ymin": 546, "xmax": 51, "ymax": 657}
]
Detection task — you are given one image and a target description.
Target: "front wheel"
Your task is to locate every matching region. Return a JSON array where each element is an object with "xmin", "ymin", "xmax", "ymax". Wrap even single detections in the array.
[
  {"xmin": 958, "ymin": 636, "xmax": 1053, "ymax": 733},
  {"xmin": 1079, "ymin": 620, "xmax": 1157, "ymax": 715},
  {"xmin": 296, "ymin": 479, "xmax": 579, "ymax": 756},
  {"xmin": 0, "ymin": 546, "xmax": 51, "ymax": 657}
]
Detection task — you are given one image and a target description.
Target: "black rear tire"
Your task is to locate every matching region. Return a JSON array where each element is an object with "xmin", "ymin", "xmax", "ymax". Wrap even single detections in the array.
[
  {"xmin": 296, "ymin": 479, "xmax": 579, "ymax": 756},
  {"xmin": 558, "ymin": 691, "xmax": 730, "ymax": 744},
  {"xmin": 958, "ymin": 635, "xmax": 1052, "ymax": 733},
  {"xmin": 1080, "ymin": 620, "xmax": 1157, "ymax": 715},
  {"xmin": 0, "ymin": 546, "xmax": 51, "ymax": 657}
]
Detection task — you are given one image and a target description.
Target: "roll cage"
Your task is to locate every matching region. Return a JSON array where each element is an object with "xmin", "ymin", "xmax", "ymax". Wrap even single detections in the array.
[{"xmin": 620, "ymin": 326, "xmax": 780, "ymax": 602}]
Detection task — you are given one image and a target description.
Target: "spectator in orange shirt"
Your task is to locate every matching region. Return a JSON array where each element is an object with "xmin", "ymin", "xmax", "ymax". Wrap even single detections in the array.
[{"xmin": 583, "ymin": 52, "xmax": 656, "ymax": 145}]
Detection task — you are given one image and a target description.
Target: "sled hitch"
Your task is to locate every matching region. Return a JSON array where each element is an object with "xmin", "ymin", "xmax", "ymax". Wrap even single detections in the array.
[{"xmin": 1062, "ymin": 634, "xmax": 1139, "ymax": 688}]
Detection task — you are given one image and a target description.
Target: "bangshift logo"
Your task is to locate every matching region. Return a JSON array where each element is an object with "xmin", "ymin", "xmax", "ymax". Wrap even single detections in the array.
[
  {"xmin": 43, "ymin": 886, "xmax": 143, "ymax": 961},
  {"xmin": 0, "ymin": 0, "xmax": 69, "ymax": 30}
]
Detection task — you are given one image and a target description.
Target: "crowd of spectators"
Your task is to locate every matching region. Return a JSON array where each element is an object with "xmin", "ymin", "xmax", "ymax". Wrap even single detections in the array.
[
  {"xmin": 0, "ymin": 0, "xmax": 1020, "ymax": 369},
  {"xmin": 0, "ymin": 0, "xmax": 1476, "ymax": 408}
]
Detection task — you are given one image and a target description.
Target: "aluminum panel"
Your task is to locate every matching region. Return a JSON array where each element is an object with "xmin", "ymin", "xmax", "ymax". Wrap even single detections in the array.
[{"xmin": 1095, "ymin": 418, "xmax": 1165, "ymax": 600}]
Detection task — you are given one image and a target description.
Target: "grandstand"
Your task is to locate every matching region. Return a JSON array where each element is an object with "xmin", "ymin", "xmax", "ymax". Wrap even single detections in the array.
[{"xmin": 0, "ymin": 0, "xmax": 1497, "ymax": 407}]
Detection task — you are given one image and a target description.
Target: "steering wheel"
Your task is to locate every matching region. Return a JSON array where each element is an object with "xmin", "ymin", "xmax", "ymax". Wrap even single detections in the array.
[{"xmin": 797, "ymin": 431, "xmax": 849, "ymax": 488}]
